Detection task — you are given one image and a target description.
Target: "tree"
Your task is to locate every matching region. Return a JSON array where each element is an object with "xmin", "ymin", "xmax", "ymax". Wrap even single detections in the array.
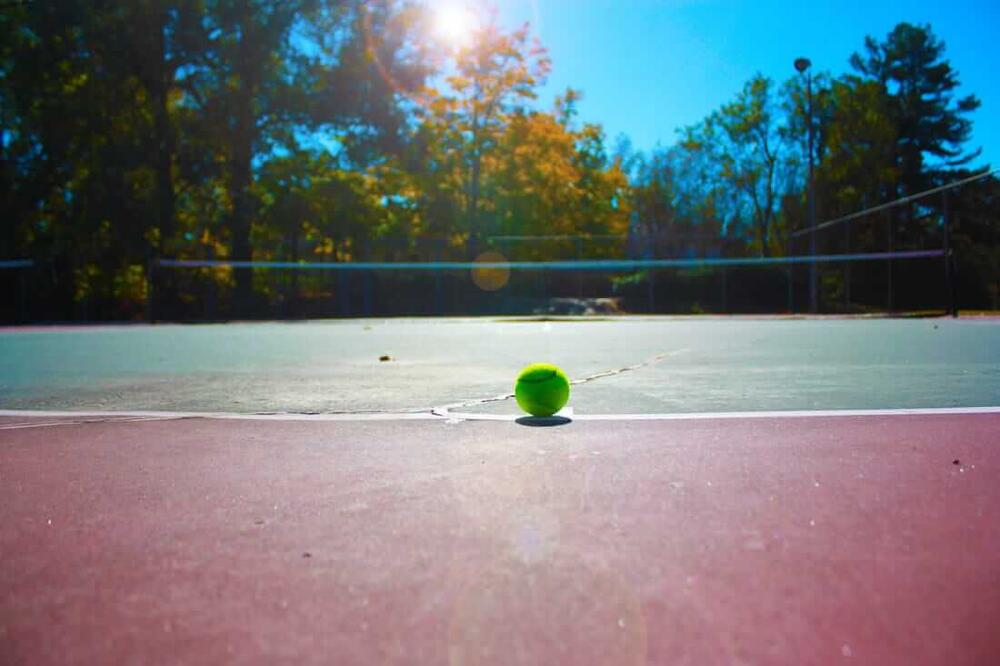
[
  {"xmin": 851, "ymin": 22, "xmax": 981, "ymax": 196},
  {"xmin": 1, "ymin": 0, "xmax": 172, "ymax": 316},
  {"xmin": 125, "ymin": 0, "xmax": 206, "ymax": 258},
  {"xmin": 570, "ymin": 108, "xmax": 630, "ymax": 243},
  {"xmin": 485, "ymin": 92, "xmax": 629, "ymax": 258},
  {"xmin": 308, "ymin": 0, "xmax": 429, "ymax": 167},
  {"xmin": 948, "ymin": 172, "xmax": 999, "ymax": 310},
  {"xmin": 433, "ymin": 15, "xmax": 551, "ymax": 240},
  {"xmin": 182, "ymin": 1, "xmax": 310, "ymax": 310},
  {"xmin": 677, "ymin": 75, "xmax": 792, "ymax": 255},
  {"xmin": 629, "ymin": 150, "xmax": 682, "ymax": 257},
  {"xmin": 179, "ymin": 1, "xmax": 429, "ymax": 310},
  {"xmin": 812, "ymin": 76, "xmax": 898, "ymax": 242}
]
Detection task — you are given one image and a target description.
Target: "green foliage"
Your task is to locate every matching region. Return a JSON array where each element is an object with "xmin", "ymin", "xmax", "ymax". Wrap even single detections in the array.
[
  {"xmin": 0, "ymin": 8, "xmax": 993, "ymax": 318},
  {"xmin": 850, "ymin": 22, "xmax": 981, "ymax": 193},
  {"xmin": 949, "ymin": 172, "xmax": 1000, "ymax": 309},
  {"xmin": 670, "ymin": 74, "xmax": 792, "ymax": 256},
  {"xmin": 421, "ymin": 16, "xmax": 552, "ymax": 239},
  {"xmin": 816, "ymin": 77, "xmax": 898, "ymax": 214}
]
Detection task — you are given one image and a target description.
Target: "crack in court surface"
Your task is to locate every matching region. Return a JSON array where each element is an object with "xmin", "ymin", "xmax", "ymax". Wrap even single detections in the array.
[
  {"xmin": 431, "ymin": 349, "xmax": 690, "ymax": 419},
  {"xmin": 0, "ymin": 352, "xmax": 686, "ymax": 425},
  {"xmin": 0, "ymin": 415, "xmax": 176, "ymax": 430}
]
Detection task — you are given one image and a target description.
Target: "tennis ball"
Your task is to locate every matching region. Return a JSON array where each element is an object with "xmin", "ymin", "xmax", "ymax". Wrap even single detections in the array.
[{"xmin": 515, "ymin": 363, "xmax": 570, "ymax": 417}]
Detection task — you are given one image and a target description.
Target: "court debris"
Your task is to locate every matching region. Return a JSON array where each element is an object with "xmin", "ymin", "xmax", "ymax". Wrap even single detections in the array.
[{"xmin": 535, "ymin": 297, "xmax": 622, "ymax": 316}]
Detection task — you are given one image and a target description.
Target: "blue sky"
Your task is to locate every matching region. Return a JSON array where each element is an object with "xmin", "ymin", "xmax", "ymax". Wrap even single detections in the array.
[{"xmin": 465, "ymin": 0, "xmax": 999, "ymax": 169}]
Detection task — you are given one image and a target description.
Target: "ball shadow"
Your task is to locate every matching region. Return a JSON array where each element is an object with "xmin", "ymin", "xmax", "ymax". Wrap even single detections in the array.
[{"xmin": 515, "ymin": 416, "xmax": 573, "ymax": 427}]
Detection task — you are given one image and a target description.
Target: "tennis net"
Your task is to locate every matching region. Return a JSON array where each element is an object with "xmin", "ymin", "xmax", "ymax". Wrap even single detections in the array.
[
  {"xmin": 149, "ymin": 249, "xmax": 949, "ymax": 320},
  {"xmin": 0, "ymin": 260, "xmax": 33, "ymax": 322}
]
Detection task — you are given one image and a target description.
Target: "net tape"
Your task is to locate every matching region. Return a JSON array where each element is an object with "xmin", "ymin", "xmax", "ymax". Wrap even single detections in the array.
[{"xmin": 157, "ymin": 250, "xmax": 944, "ymax": 272}]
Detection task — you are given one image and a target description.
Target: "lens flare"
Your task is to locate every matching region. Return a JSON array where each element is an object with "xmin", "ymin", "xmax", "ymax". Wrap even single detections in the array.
[
  {"xmin": 471, "ymin": 251, "xmax": 510, "ymax": 292},
  {"xmin": 433, "ymin": 4, "xmax": 477, "ymax": 50}
]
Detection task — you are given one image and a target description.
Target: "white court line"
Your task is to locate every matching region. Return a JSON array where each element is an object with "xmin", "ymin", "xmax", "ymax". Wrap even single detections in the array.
[
  {"xmin": 0, "ymin": 409, "xmax": 437, "ymax": 425},
  {"xmin": 1, "ymin": 406, "xmax": 999, "ymax": 425},
  {"xmin": 434, "ymin": 405, "xmax": 1000, "ymax": 422}
]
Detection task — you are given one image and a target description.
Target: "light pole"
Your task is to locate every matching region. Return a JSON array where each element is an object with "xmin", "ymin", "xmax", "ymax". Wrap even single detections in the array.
[{"xmin": 795, "ymin": 57, "xmax": 817, "ymax": 313}]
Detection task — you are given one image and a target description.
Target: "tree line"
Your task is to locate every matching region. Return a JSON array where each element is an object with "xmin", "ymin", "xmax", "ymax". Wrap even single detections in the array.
[{"xmin": 1, "ymin": 1, "xmax": 995, "ymax": 318}]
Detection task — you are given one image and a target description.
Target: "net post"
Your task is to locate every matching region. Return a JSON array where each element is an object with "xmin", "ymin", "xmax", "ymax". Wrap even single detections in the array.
[
  {"xmin": 146, "ymin": 257, "xmax": 156, "ymax": 323},
  {"xmin": 721, "ymin": 267, "xmax": 728, "ymax": 313},
  {"xmin": 16, "ymin": 262, "xmax": 28, "ymax": 322},
  {"xmin": 786, "ymin": 267, "xmax": 793, "ymax": 313},
  {"xmin": 647, "ymin": 270, "xmax": 655, "ymax": 313},
  {"xmin": 362, "ymin": 240, "xmax": 373, "ymax": 317},
  {"xmin": 886, "ymin": 209, "xmax": 894, "ymax": 313},
  {"xmin": 434, "ymin": 241, "xmax": 444, "ymax": 315},
  {"xmin": 843, "ymin": 211, "xmax": 851, "ymax": 310},
  {"xmin": 943, "ymin": 190, "xmax": 957, "ymax": 318},
  {"xmin": 338, "ymin": 269, "xmax": 351, "ymax": 317},
  {"xmin": 434, "ymin": 267, "xmax": 443, "ymax": 315},
  {"xmin": 205, "ymin": 242, "xmax": 217, "ymax": 320},
  {"xmin": 362, "ymin": 270, "xmax": 373, "ymax": 317}
]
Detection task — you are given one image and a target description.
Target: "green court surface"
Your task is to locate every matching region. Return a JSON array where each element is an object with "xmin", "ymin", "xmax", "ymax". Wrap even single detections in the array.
[{"xmin": 2, "ymin": 316, "xmax": 997, "ymax": 415}]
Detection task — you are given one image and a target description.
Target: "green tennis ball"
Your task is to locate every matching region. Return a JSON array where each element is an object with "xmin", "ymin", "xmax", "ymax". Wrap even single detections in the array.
[{"xmin": 515, "ymin": 363, "xmax": 570, "ymax": 417}]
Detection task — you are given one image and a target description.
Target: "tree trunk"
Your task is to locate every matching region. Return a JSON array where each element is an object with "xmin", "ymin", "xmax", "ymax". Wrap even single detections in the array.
[
  {"xmin": 150, "ymin": 6, "xmax": 176, "ymax": 258},
  {"xmin": 468, "ymin": 106, "xmax": 481, "ymax": 243},
  {"xmin": 149, "ymin": 9, "xmax": 177, "ymax": 318},
  {"xmin": 230, "ymin": 11, "xmax": 256, "ymax": 315},
  {"xmin": 230, "ymin": 136, "xmax": 253, "ymax": 314}
]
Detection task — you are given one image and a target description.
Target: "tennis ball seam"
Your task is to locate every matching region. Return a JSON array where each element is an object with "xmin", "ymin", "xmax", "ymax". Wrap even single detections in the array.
[{"xmin": 518, "ymin": 371, "xmax": 556, "ymax": 384}]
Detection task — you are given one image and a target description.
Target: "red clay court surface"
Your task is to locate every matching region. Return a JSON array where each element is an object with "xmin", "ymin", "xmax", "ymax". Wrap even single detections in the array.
[{"xmin": 2, "ymin": 410, "xmax": 999, "ymax": 665}]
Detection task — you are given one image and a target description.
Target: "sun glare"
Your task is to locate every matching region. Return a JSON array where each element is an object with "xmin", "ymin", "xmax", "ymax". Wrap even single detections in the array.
[{"xmin": 433, "ymin": 4, "xmax": 476, "ymax": 50}]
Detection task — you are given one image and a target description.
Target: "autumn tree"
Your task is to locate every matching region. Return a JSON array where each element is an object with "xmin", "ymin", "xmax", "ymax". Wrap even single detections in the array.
[
  {"xmin": 433, "ymin": 16, "xmax": 551, "ymax": 240},
  {"xmin": 486, "ymin": 91, "xmax": 630, "ymax": 258}
]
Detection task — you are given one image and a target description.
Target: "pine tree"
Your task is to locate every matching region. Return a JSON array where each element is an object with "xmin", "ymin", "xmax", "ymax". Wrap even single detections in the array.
[{"xmin": 850, "ymin": 22, "xmax": 981, "ymax": 195}]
